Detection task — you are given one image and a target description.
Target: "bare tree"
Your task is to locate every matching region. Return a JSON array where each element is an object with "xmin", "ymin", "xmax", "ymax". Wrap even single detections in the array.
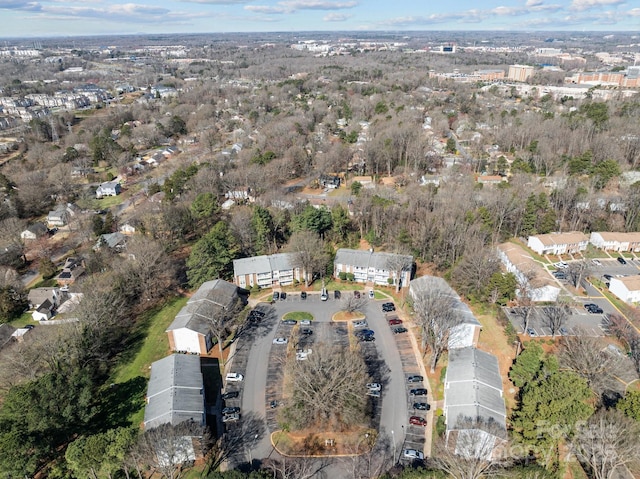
[
  {"xmin": 284, "ymin": 344, "xmax": 369, "ymax": 430},
  {"xmin": 433, "ymin": 417, "xmax": 510, "ymax": 479},
  {"xmin": 263, "ymin": 456, "xmax": 329, "ymax": 479},
  {"xmin": 340, "ymin": 294, "xmax": 367, "ymax": 314},
  {"xmin": 286, "ymin": 230, "xmax": 330, "ymax": 287},
  {"xmin": 567, "ymin": 260, "xmax": 591, "ymax": 289},
  {"xmin": 541, "ymin": 303, "xmax": 570, "ymax": 337},
  {"xmin": 571, "ymin": 409, "xmax": 640, "ymax": 479},
  {"xmin": 411, "ymin": 287, "xmax": 462, "ymax": 372},
  {"xmin": 135, "ymin": 421, "xmax": 211, "ymax": 479},
  {"xmin": 559, "ymin": 333, "xmax": 628, "ymax": 401},
  {"xmin": 385, "ymin": 251, "xmax": 413, "ymax": 292}
]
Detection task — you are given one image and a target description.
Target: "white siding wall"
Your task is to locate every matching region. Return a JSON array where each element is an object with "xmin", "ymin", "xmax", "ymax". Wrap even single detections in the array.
[
  {"xmin": 609, "ymin": 279, "xmax": 640, "ymax": 303},
  {"xmin": 172, "ymin": 328, "xmax": 202, "ymax": 354},
  {"xmin": 527, "ymin": 236, "xmax": 545, "ymax": 255}
]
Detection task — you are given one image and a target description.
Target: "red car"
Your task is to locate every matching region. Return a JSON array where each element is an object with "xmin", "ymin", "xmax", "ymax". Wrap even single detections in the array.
[
  {"xmin": 409, "ymin": 416, "xmax": 427, "ymax": 427},
  {"xmin": 388, "ymin": 318, "xmax": 403, "ymax": 326}
]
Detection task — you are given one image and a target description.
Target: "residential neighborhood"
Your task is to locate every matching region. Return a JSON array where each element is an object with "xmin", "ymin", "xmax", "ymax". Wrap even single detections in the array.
[{"xmin": 0, "ymin": 28, "xmax": 639, "ymax": 479}]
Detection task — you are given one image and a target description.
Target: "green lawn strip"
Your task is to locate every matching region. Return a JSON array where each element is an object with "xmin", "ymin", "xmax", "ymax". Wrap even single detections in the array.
[
  {"xmin": 96, "ymin": 194, "xmax": 125, "ymax": 209},
  {"xmin": 113, "ymin": 295, "xmax": 187, "ymax": 383},
  {"xmin": 9, "ymin": 310, "xmax": 38, "ymax": 328},
  {"xmin": 282, "ymin": 311, "xmax": 314, "ymax": 322},
  {"xmin": 108, "ymin": 296, "xmax": 188, "ymax": 426}
]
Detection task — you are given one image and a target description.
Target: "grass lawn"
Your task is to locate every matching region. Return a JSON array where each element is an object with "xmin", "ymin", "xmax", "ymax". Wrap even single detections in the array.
[
  {"xmin": 109, "ymin": 295, "xmax": 188, "ymax": 425},
  {"xmin": 282, "ymin": 311, "xmax": 314, "ymax": 321},
  {"xmin": 9, "ymin": 310, "xmax": 38, "ymax": 328},
  {"xmin": 96, "ymin": 194, "xmax": 124, "ymax": 209},
  {"xmin": 113, "ymin": 295, "xmax": 187, "ymax": 383}
]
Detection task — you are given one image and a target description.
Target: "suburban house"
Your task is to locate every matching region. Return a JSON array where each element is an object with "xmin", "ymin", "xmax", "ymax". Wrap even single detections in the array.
[
  {"xmin": 334, "ymin": 248, "xmax": 413, "ymax": 289},
  {"xmin": 96, "ymin": 181, "xmax": 121, "ymax": 198},
  {"xmin": 28, "ymin": 287, "xmax": 63, "ymax": 321},
  {"xmin": 319, "ymin": 174, "xmax": 341, "ymax": 189},
  {"xmin": 409, "ymin": 275, "xmax": 482, "ymax": 349},
  {"xmin": 608, "ymin": 275, "xmax": 640, "ymax": 304},
  {"xmin": 444, "ymin": 347, "xmax": 507, "ymax": 459},
  {"xmin": 527, "ymin": 232, "xmax": 589, "ymax": 256},
  {"xmin": 497, "ymin": 243, "xmax": 561, "ymax": 302},
  {"xmin": 233, "ymin": 253, "xmax": 304, "ymax": 289},
  {"xmin": 20, "ymin": 222, "xmax": 48, "ymax": 240},
  {"xmin": 143, "ymin": 354, "xmax": 205, "ymax": 429},
  {"xmin": 55, "ymin": 257, "xmax": 85, "ymax": 286},
  {"xmin": 589, "ymin": 232, "xmax": 640, "ymax": 252},
  {"xmin": 46, "ymin": 203, "xmax": 80, "ymax": 228},
  {"xmin": 166, "ymin": 279, "xmax": 248, "ymax": 355},
  {"xmin": 94, "ymin": 232, "xmax": 127, "ymax": 251},
  {"xmin": 225, "ymin": 187, "xmax": 255, "ymax": 203}
]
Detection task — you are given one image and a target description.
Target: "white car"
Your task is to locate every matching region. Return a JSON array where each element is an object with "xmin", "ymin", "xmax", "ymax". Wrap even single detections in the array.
[
  {"xmin": 403, "ymin": 449, "xmax": 424, "ymax": 460},
  {"xmin": 320, "ymin": 289, "xmax": 328, "ymax": 301},
  {"xmin": 592, "ymin": 259, "xmax": 602, "ymax": 266},
  {"xmin": 300, "ymin": 319, "xmax": 311, "ymax": 326},
  {"xmin": 225, "ymin": 372, "xmax": 244, "ymax": 382},
  {"xmin": 366, "ymin": 383, "xmax": 381, "ymax": 391},
  {"xmin": 352, "ymin": 320, "xmax": 368, "ymax": 329},
  {"xmin": 554, "ymin": 261, "xmax": 569, "ymax": 269},
  {"xmin": 273, "ymin": 337, "xmax": 288, "ymax": 345},
  {"xmin": 368, "ymin": 290, "xmax": 375, "ymax": 299}
]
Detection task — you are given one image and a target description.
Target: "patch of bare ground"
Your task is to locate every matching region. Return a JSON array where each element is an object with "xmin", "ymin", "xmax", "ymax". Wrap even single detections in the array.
[
  {"xmin": 332, "ymin": 310, "xmax": 365, "ymax": 322},
  {"xmin": 272, "ymin": 427, "xmax": 376, "ymax": 457}
]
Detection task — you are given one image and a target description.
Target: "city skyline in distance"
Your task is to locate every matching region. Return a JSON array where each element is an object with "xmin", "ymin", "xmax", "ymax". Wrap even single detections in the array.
[{"xmin": 0, "ymin": 0, "xmax": 639, "ymax": 38}]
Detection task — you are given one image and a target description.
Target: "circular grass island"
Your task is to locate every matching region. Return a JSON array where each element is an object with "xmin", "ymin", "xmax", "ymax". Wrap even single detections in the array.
[{"xmin": 282, "ymin": 311, "xmax": 314, "ymax": 322}]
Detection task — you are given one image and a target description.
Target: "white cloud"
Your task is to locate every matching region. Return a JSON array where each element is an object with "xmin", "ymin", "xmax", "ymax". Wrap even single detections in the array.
[
  {"xmin": 526, "ymin": 0, "xmax": 543, "ymax": 6},
  {"xmin": 278, "ymin": 0, "xmax": 357, "ymax": 10},
  {"xmin": 571, "ymin": 0, "xmax": 624, "ymax": 11},
  {"xmin": 323, "ymin": 12, "xmax": 350, "ymax": 21},
  {"xmin": 244, "ymin": 4, "xmax": 288, "ymax": 13},
  {"xmin": 628, "ymin": 8, "xmax": 640, "ymax": 16}
]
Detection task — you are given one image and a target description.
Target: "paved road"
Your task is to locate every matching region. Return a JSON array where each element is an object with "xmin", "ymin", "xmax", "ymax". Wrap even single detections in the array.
[{"xmin": 236, "ymin": 292, "xmax": 417, "ymax": 468}]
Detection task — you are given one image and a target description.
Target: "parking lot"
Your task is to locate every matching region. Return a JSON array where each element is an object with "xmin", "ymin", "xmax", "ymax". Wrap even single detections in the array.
[{"xmin": 229, "ymin": 288, "xmax": 430, "ymax": 463}]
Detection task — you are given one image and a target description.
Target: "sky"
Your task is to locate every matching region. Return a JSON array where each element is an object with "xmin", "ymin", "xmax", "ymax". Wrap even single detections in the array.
[{"xmin": 0, "ymin": 0, "xmax": 639, "ymax": 38}]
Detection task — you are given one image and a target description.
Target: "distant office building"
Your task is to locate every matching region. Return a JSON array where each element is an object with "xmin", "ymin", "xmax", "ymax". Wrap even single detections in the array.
[{"xmin": 508, "ymin": 64, "xmax": 534, "ymax": 82}]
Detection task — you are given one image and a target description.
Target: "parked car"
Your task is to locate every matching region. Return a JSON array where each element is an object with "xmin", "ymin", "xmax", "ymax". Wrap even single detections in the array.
[
  {"xmin": 413, "ymin": 402, "xmax": 430, "ymax": 411},
  {"xmin": 360, "ymin": 336, "xmax": 376, "ymax": 342},
  {"xmin": 409, "ymin": 388, "xmax": 428, "ymax": 396},
  {"xmin": 618, "ymin": 256, "xmax": 628, "ymax": 265},
  {"xmin": 352, "ymin": 320, "xmax": 368, "ymax": 329},
  {"xmin": 270, "ymin": 400, "xmax": 278, "ymax": 408},
  {"xmin": 554, "ymin": 261, "xmax": 569, "ymax": 269},
  {"xmin": 222, "ymin": 413, "xmax": 240, "ymax": 423},
  {"xmin": 409, "ymin": 416, "xmax": 427, "ymax": 426},
  {"xmin": 272, "ymin": 291, "xmax": 280, "ymax": 301},
  {"xmin": 222, "ymin": 391, "xmax": 239, "ymax": 400},
  {"xmin": 559, "ymin": 327, "xmax": 568, "ymax": 336},
  {"xmin": 334, "ymin": 290, "xmax": 341, "ymax": 299},
  {"xmin": 526, "ymin": 328, "xmax": 537, "ymax": 337},
  {"xmin": 225, "ymin": 373, "xmax": 244, "ymax": 382},
  {"xmin": 300, "ymin": 291, "xmax": 307, "ymax": 300},
  {"xmin": 282, "ymin": 319, "xmax": 297, "ymax": 325},
  {"xmin": 388, "ymin": 318, "xmax": 403, "ymax": 326},
  {"xmin": 603, "ymin": 274, "xmax": 613, "ymax": 281},
  {"xmin": 382, "ymin": 302, "xmax": 396, "ymax": 312},
  {"xmin": 248, "ymin": 310, "xmax": 265, "ymax": 322},
  {"xmin": 592, "ymin": 259, "xmax": 602, "ymax": 266},
  {"xmin": 273, "ymin": 337, "xmax": 288, "ymax": 345},
  {"xmin": 403, "ymin": 449, "xmax": 425, "ymax": 460},
  {"xmin": 356, "ymin": 329, "xmax": 375, "ymax": 338},
  {"xmin": 300, "ymin": 319, "xmax": 311, "ymax": 325},
  {"xmin": 407, "ymin": 375, "xmax": 423, "ymax": 383},
  {"xmin": 584, "ymin": 303, "xmax": 603, "ymax": 314},
  {"xmin": 280, "ymin": 292, "xmax": 287, "ymax": 300},
  {"xmin": 354, "ymin": 291, "xmax": 361, "ymax": 299},
  {"xmin": 366, "ymin": 383, "xmax": 381, "ymax": 391},
  {"xmin": 300, "ymin": 328, "xmax": 313, "ymax": 336},
  {"xmin": 222, "ymin": 407, "xmax": 240, "ymax": 415},
  {"xmin": 393, "ymin": 327, "xmax": 408, "ymax": 334},
  {"xmin": 368, "ymin": 290, "xmax": 375, "ymax": 299},
  {"xmin": 320, "ymin": 289, "xmax": 328, "ymax": 301}
]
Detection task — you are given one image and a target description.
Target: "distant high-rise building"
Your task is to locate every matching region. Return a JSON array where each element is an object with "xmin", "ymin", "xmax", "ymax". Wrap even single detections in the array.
[{"xmin": 508, "ymin": 64, "xmax": 534, "ymax": 82}]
